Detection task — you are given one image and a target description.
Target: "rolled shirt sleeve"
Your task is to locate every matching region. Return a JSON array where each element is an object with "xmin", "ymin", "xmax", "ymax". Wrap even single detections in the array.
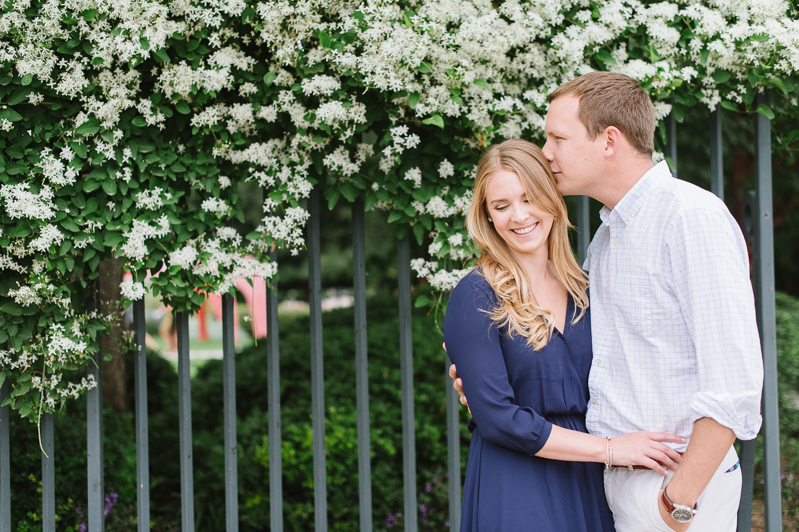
[
  {"xmin": 444, "ymin": 274, "xmax": 553, "ymax": 455},
  {"xmin": 666, "ymin": 205, "xmax": 763, "ymax": 440}
]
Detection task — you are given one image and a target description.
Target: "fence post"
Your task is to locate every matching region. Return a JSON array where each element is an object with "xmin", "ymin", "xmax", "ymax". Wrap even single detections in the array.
[
  {"xmin": 397, "ymin": 235, "xmax": 418, "ymax": 532},
  {"xmin": 0, "ymin": 364, "xmax": 9, "ymax": 532},
  {"xmin": 709, "ymin": 108, "xmax": 724, "ymax": 201},
  {"xmin": 176, "ymin": 311, "xmax": 195, "ymax": 532},
  {"xmin": 576, "ymin": 196, "xmax": 590, "ymax": 265},
  {"xmin": 133, "ymin": 299, "xmax": 150, "ymax": 531},
  {"xmin": 222, "ymin": 294, "xmax": 239, "ymax": 531},
  {"xmin": 87, "ymin": 291, "xmax": 104, "ymax": 532},
  {"xmin": 352, "ymin": 198, "xmax": 373, "ymax": 532},
  {"xmin": 308, "ymin": 188, "xmax": 328, "ymax": 532},
  {"xmin": 445, "ymin": 352, "xmax": 461, "ymax": 532},
  {"xmin": 267, "ymin": 250, "xmax": 284, "ymax": 532},
  {"xmin": 754, "ymin": 91, "xmax": 782, "ymax": 532},
  {"xmin": 42, "ymin": 412, "xmax": 55, "ymax": 532},
  {"xmin": 665, "ymin": 111, "xmax": 677, "ymax": 178}
]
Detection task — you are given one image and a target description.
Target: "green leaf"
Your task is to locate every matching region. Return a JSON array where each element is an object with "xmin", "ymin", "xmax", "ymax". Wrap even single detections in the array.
[
  {"xmin": 0, "ymin": 108, "xmax": 23, "ymax": 122},
  {"xmin": 21, "ymin": 74, "xmax": 32, "ymax": 86},
  {"xmin": 102, "ymin": 179, "xmax": 117, "ymax": 196},
  {"xmin": 422, "ymin": 114, "xmax": 444, "ymax": 129},
  {"xmin": 9, "ymin": 225, "xmax": 31, "ymax": 238},
  {"xmin": 91, "ymin": 56, "xmax": 104, "ymax": 65},
  {"xmin": 132, "ymin": 116, "xmax": 146, "ymax": 127},
  {"xmin": 412, "ymin": 222, "xmax": 424, "ymax": 245},
  {"xmin": 154, "ymin": 48, "xmax": 170, "ymax": 63},
  {"xmin": 140, "ymin": 37, "xmax": 150, "ymax": 50},
  {"xmin": 473, "ymin": 78, "xmax": 490, "ymax": 90},
  {"xmin": 7, "ymin": 87, "xmax": 31, "ymax": 106},
  {"xmin": 264, "ymin": 72, "xmax": 277, "ymax": 87},
  {"xmin": 340, "ymin": 182, "xmax": 356, "ymax": 202},
  {"xmin": 756, "ymin": 104, "xmax": 775, "ymax": 120},
  {"xmin": 75, "ymin": 118, "xmax": 100, "ymax": 135},
  {"xmin": 712, "ymin": 71, "xmax": 731, "ymax": 83},
  {"xmin": 595, "ymin": 50, "xmax": 616, "ymax": 64},
  {"xmin": 416, "ymin": 61, "xmax": 432, "ymax": 74},
  {"xmin": 175, "ymin": 100, "xmax": 191, "ymax": 114},
  {"xmin": 414, "ymin": 294, "xmax": 430, "ymax": 308},
  {"xmin": 672, "ymin": 104, "xmax": 684, "ymax": 123},
  {"xmin": 326, "ymin": 187, "xmax": 341, "ymax": 210},
  {"xmin": 387, "ymin": 210, "xmax": 403, "ymax": 223},
  {"xmin": 61, "ymin": 218, "xmax": 80, "ymax": 232},
  {"xmin": 699, "ymin": 49, "xmax": 709, "ymax": 65},
  {"xmin": 769, "ymin": 77, "xmax": 787, "ymax": 94},
  {"xmin": 720, "ymin": 100, "xmax": 738, "ymax": 111},
  {"xmin": 408, "ymin": 91, "xmax": 421, "ymax": 108},
  {"xmin": 1, "ymin": 302, "xmax": 22, "ymax": 316},
  {"xmin": 82, "ymin": 8, "xmax": 99, "ymax": 20},
  {"xmin": 319, "ymin": 31, "xmax": 331, "ymax": 48}
]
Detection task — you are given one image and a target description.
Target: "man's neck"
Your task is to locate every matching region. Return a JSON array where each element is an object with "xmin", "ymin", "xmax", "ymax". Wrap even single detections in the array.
[{"xmin": 595, "ymin": 157, "xmax": 655, "ymax": 210}]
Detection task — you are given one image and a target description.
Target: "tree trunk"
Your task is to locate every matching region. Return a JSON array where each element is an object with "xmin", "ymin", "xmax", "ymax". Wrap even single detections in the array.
[{"xmin": 98, "ymin": 256, "xmax": 130, "ymax": 413}]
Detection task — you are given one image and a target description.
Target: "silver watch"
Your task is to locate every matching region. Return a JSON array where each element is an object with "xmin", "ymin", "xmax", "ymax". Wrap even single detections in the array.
[{"xmin": 661, "ymin": 486, "xmax": 697, "ymax": 523}]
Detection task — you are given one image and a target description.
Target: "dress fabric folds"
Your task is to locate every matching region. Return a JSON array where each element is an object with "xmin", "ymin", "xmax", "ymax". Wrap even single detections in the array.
[{"xmin": 444, "ymin": 270, "xmax": 615, "ymax": 532}]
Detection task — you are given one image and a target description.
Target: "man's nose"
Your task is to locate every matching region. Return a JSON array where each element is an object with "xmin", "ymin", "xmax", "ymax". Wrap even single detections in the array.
[{"xmin": 542, "ymin": 140, "xmax": 554, "ymax": 161}]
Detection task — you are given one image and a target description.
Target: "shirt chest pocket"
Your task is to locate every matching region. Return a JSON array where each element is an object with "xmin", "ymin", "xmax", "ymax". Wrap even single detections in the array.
[{"xmin": 614, "ymin": 271, "xmax": 675, "ymax": 338}]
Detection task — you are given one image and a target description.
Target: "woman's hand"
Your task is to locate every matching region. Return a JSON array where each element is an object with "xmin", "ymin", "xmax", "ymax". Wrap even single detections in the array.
[{"xmin": 610, "ymin": 432, "xmax": 686, "ymax": 475}]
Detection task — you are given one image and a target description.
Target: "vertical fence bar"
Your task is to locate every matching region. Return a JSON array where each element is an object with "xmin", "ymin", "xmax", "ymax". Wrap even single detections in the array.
[
  {"xmin": 397, "ymin": 235, "xmax": 418, "ymax": 532},
  {"xmin": 308, "ymin": 188, "xmax": 328, "ymax": 532},
  {"xmin": 42, "ymin": 412, "xmax": 55, "ymax": 532},
  {"xmin": 352, "ymin": 198, "xmax": 373, "ymax": 532},
  {"xmin": 0, "ymin": 368, "xmax": 10, "ymax": 532},
  {"xmin": 755, "ymin": 91, "xmax": 782, "ymax": 532},
  {"xmin": 267, "ymin": 250, "xmax": 284, "ymax": 532},
  {"xmin": 445, "ymin": 352, "xmax": 461, "ymax": 532},
  {"xmin": 176, "ymin": 311, "xmax": 195, "ymax": 532},
  {"xmin": 576, "ymin": 196, "xmax": 590, "ymax": 265},
  {"xmin": 87, "ymin": 292, "xmax": 104, "ymax": 532},
  {"xmin": 222, "ymin": 294, "xmax": 239, "ymax": 531},
  {"xmin": 710, "ymin": 108, "xmax": 724, "ymax": 201},
  {"xmin": 665, "ymin": 111, "xmax": 677, "ymax": 178},
  {"xmin": 133, "ymin": 299, "xmax": 150, "ymax": 532}
]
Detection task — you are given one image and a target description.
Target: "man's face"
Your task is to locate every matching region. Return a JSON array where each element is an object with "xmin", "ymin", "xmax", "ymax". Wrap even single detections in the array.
[{"xmin": 542, "ymin": 95, "xmax": 605, "ymax": 197}]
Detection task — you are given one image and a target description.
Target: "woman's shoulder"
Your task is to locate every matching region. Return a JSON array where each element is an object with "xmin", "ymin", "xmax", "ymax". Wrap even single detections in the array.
[{"xmin": 450, "ymin": 268, "xmax": 496, "ymax": 307}]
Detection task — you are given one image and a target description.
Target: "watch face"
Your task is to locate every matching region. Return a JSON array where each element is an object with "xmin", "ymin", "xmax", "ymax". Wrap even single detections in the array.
[{"xmin": 671, "ymin": 508, "xmax": 694, "ymax": 523}]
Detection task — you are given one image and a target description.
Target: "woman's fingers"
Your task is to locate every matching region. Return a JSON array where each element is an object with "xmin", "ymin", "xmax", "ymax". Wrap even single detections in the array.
[{"xmin": 648, "ymin": 432, "xmax": 686, "ymax": 444}]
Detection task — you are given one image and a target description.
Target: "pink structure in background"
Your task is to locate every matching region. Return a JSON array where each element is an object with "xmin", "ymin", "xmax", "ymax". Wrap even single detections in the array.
[{"xmin": 124, "ymin": 264, "xmax": 269, "ymax": 345}]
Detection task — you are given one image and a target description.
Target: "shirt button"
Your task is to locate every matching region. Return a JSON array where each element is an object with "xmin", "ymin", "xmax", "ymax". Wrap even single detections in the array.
[
  {"xmin": 591, "ymin": 398, "xmax": 597, "ymax": 404},
  {"xmin": 624, "ymin": 217, "xmax": 630, "ymax": 222},
  {"xmin": 613, "ymin": 239, "xmax": 618, "ymax": 246},
  {"xmin": 595, "ymin": 358, "xmax": 602, "ymax": 365},
  {"xmin": 606, "ymin": 279, "xmax": 610, "ymax": 286},
  {"xmin": 608, "ymin": 320, "xmax": 613, "ymax": 327}
]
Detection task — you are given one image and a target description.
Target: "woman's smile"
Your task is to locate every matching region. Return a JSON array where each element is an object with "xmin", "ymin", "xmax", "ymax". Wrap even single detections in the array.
[{"xmin": 511, "ymin": 222, "xmax": 538, "ymax": 236}]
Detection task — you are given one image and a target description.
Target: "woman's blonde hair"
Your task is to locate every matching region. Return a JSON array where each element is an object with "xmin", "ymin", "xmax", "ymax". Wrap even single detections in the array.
[{"xmin": 467, "ymin": 139, "xmax": 589, "ymax": 350}]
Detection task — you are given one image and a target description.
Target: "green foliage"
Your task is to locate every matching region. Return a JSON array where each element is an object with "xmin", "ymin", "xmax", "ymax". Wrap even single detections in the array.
[{"xmin": 8, "ymin": 295, "xmax": 468, "ymax": 531}]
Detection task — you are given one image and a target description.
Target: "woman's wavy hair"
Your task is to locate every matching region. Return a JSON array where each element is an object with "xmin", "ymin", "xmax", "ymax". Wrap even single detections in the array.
[{"xmin": 467, "ymin": 139, "xmax": 589, "ymax": 350}]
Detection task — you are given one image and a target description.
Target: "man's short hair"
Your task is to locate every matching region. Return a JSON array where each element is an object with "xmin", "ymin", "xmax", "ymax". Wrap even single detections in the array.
[{"xmin": 548, "ymin": 72, "xmax": 657, "ymax": 156}]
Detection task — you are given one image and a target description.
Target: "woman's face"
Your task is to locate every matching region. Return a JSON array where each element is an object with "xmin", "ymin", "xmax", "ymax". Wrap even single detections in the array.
[{"xmin": 485, "ymin": 169, "xmax": 554, "ymax": 261}]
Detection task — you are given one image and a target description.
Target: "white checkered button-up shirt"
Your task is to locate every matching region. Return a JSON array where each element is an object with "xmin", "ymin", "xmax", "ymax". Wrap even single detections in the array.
[{"xmin": 584, "ymin": 161, "xmax": 763, "ymax": 451}]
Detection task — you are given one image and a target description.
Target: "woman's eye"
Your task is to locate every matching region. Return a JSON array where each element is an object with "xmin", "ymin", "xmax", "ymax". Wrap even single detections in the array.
[{"xmin": 495, "ymin": 205, "xmax": 507, "ymax": 211}]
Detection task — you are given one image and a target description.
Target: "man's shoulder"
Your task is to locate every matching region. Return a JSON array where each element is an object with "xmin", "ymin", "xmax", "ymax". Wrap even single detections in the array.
[{"xmin": 650, "ymin": 175, "xmax": 729, "ymax": 221}]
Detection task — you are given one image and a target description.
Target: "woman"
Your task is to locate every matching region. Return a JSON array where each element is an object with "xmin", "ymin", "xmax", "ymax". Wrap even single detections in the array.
[{"xmin": 443, "ymin": 139, "xmax": 684, "ymax": 532}]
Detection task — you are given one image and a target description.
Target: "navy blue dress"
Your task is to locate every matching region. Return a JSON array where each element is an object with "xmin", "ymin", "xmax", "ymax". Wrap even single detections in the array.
[{"xmin": 444, "ymin": 270, "xmax": 614, "ymax": 532}]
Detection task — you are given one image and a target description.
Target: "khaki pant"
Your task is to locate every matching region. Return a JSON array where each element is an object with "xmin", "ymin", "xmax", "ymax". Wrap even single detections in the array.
[{"xmin": 604, "ymin": 446, "xmax": 742, "ymax": 532}]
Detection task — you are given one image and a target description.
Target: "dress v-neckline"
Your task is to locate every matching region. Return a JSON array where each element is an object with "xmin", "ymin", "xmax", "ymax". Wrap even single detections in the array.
[{"xmin": 552, "ymin": 294, "xmax": 572, "ymax": 338}]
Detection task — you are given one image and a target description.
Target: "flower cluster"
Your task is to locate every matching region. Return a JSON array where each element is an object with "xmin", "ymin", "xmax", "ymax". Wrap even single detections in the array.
[{"xmin": 3, "ymin": 0, "xmax": 799, "ymax": 421}]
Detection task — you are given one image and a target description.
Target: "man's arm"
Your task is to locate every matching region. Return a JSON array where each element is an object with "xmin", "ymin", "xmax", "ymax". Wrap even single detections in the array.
[{"xmin": 657, "ymin": 418, "xmax": 736, "ymax": 531}]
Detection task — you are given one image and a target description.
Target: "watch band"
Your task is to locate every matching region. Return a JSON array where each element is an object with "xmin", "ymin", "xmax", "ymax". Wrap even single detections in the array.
[{"xmin": 661, "ymin": 486, "xmax": 697, "ymax": 523}]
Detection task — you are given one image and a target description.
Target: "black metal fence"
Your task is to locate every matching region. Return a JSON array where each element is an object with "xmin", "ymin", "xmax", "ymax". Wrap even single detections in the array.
[{"xmin": 0, "ymin": 96, "xmax": 784, "ymax": 531}]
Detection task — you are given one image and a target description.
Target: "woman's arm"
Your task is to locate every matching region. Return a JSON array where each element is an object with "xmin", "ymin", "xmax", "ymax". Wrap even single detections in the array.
[
  {"xmin": 444, "ymin": 277, "xmax": 553, "ymax": 455},
  {"xmin": 538, "ymin": 426, "xmax": 684, "ymax": 475},
  {"xmin": 444, "ymin": 275, "xmax": 684, "ymax": 472}
]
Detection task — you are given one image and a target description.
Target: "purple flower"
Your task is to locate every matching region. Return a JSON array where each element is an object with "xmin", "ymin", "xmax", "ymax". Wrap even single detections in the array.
[
  {"xmin": 425, "ymin": 484, "xmax": 432, "ymax": 493},
  {"xmin": 79, "ymin": 523, "xmax": 87, "ymax": 532},
  {"xmin": 104, "ymin": 492, "xmax": 118, "ymax": 516}
]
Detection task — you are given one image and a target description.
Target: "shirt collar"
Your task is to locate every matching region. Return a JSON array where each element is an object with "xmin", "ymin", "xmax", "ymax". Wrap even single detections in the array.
[{"xmin": 599, "ymin": 161, "xmax": 671, "ymax": 226}]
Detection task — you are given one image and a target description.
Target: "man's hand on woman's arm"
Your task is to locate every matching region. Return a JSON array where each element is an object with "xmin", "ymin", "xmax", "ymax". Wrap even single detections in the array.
[{"xmin": 446, "ymin": 343, "xmax": 470, "ymax": 413}]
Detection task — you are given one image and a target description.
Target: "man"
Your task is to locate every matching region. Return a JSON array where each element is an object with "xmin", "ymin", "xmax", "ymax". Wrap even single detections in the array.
[{"xmin": 449, "ymin": 72, "xmax": 763, "ymax": 531}]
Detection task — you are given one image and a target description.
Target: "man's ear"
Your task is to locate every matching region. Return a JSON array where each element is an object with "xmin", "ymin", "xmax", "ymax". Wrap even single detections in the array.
[{"xmin": 603, "ymin": 126, "xmax": 623, "ymax": 159}]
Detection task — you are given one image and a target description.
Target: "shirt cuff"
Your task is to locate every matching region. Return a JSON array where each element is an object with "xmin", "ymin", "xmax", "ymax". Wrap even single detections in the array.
[
  {"xmin": 530, "ymin": 420, "xmax": 554, "ymax": 455},
  {"xmin": 690, "ymin": 392, "xmax": 763, "ymax": 441}
]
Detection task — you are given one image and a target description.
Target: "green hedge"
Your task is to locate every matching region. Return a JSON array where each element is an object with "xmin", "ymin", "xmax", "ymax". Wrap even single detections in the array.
[{"xmin": 9, "ymin": 294, "xmax": 468, "ymax": 531}]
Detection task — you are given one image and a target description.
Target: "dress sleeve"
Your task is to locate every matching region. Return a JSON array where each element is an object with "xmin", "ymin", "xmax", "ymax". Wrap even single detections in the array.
[
  {"xmin": 444, "ymin": 275, "xmax": 553, "ymax": 456},
  {"xmin": 666, "ymin": 206, "xmax": 763, "ymax": 440}
]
